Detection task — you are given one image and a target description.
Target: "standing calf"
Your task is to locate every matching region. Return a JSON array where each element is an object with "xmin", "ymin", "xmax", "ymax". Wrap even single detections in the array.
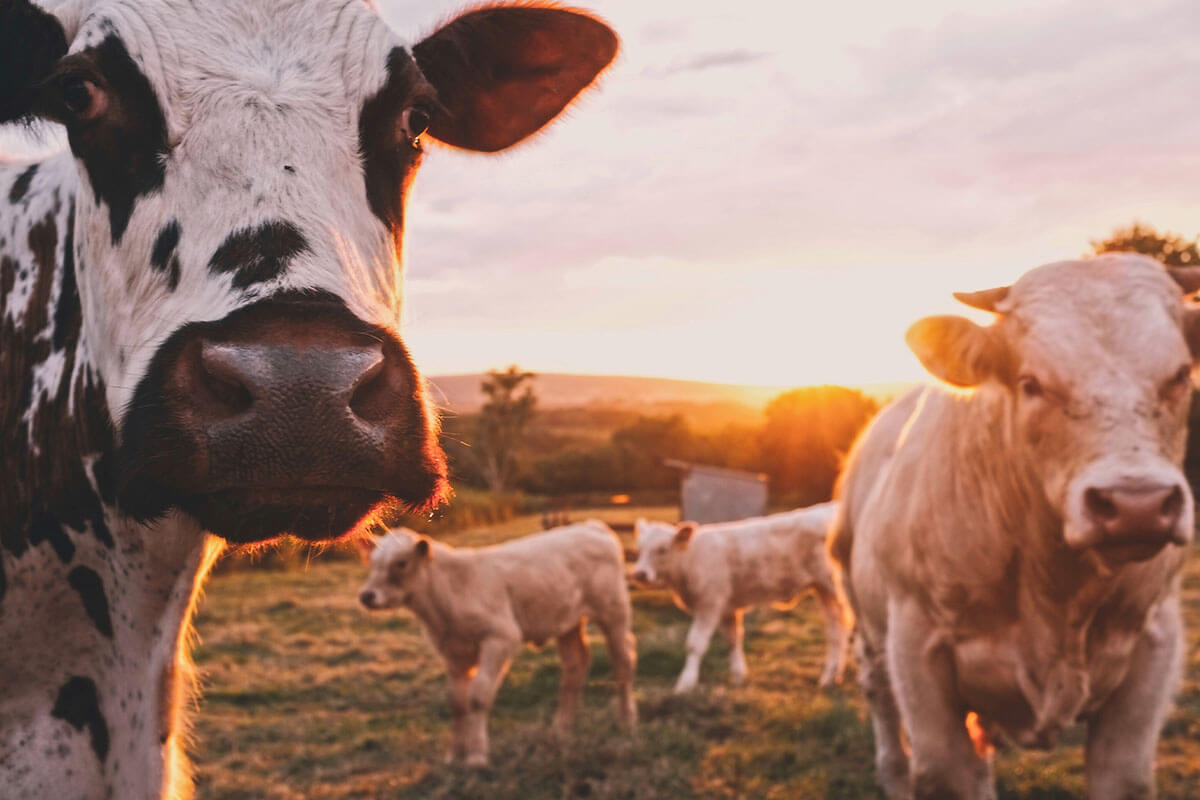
[
  {"xmin": 358, "ymin": 522, "xmax": 638, "ymax": 767},
  {"xmin": 632, "ymin": 503, "xmax": 850, "ymax": 693},
  {"xmin": 832, "ymin": 255, "xmax": 1199, "ymax": 800}
]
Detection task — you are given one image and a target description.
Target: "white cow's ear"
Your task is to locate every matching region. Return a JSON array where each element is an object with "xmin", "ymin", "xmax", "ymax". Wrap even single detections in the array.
[
  {"xmin": 1169, "ymin": 267, "xmax": 1200, "ymax": 295},
  {"xmin": 414, "ymin": 537, "xmax": 433, "ymax": 559},
  {"xmin": 906, "ymin": 315, "xmax": 1008, "ymax": 388},
  {"xmin": 673, "ymin": 522, "xmax": 697, "ymax": 548},
  {"xmin": 413, "ymin": 5, "xmax": 618, "ymax": 153},
  {"xmin": 1182, "ymin": 305, "xmax": 1200, "ymax": 360}
]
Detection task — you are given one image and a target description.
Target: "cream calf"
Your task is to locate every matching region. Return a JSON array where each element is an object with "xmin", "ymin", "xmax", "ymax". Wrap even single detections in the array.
[
  {"xmin": 359, "ymin": 522, "xmax": 637, "ymax": 767},
  {"xmin": 632, "ymin": 503, "xmax": 849, "ymax": 693}
]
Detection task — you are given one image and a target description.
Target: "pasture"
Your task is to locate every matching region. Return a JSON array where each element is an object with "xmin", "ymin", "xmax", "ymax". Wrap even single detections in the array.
[{"xmin": 190, "ymin": 510, "xmax": 1200, "ymax": 799}]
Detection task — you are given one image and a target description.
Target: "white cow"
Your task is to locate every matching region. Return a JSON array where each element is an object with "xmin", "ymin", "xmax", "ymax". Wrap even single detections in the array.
[
  {"xmin": 632, "ymin": 503, "xmax": 850, "ymax": 692},
  {"xmin": 831, "ymin": 254, "xmax": 1199, "ymax": 800},
  {"xmin": 358, "ymin": 522, "xmax": 637, "ymax": 767}
]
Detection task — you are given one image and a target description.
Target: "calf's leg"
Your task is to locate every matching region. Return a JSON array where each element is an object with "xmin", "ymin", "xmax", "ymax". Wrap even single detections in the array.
[
  {"xmin": 598, "ymin": 615, "xmax": 638, "ymax": 729},
  {"xmin": 675, "ymin": 605, "xmax": 721, "ymax": 693},
  {"xmin": 447, "ymin": 667, "xmax": 472, "ymax": 763},
  {"xmin": 463, "ymin": 636, "xmax": 517, "ymax": 768},
  {"xmin": 554, "ymin": 621, "xmax": 592, "ymax": 734},
  {"xmin": 814, "ymin": 581, "xmax": 851, "ymax": 688},
  {"xmin": 1085, "ymin": 596, "xmax": 1183, "ymax": 800},
  {"xmin": 721, "ymin": 609, "xmax": 747, "ymax": 685}
]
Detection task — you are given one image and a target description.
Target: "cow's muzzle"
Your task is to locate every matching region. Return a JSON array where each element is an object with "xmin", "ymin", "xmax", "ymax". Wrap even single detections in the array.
[
  {"xmin": 117, "ymin": 292, "xmax": 448, "ymax": 542},
  {"xmin": 1072, "ymin": 479, "xmax": 1193, "ymax": 564}
]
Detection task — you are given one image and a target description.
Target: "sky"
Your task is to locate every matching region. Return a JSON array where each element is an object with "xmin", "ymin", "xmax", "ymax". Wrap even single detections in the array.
[
  {"xmin": 10, "ymin": 1, "xmax": 1200, "ymax": 388},
  {"xmin": 379, "ymin": 0, "xmax": 1200, "ymax": 387}
]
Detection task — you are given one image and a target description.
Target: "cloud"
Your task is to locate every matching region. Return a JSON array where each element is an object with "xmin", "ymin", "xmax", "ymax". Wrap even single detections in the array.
[{"xmin": 651, "ymin": 49, "xmax": 768, "ymax": 77}]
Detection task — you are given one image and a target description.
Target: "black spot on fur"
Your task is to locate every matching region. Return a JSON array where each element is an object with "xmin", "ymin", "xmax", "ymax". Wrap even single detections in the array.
[
  {"xmin": 150, "ymin": 219, "xmax": 181, "ymax": 290},
  {"xmin": 61, "ymin": 36, "xmax": 169, "ymax": 243},
  {"xmin": 0, "ymin": 1, "xmax": 67, "ymax": 123},
  {"xmin": 67, "ymin": 565, "xmax": 113, "ymax": 638},
  {"xmin": 207, "ymin": 220, "xmax": 310, "ymax": 289},
  {"xmin": 8, "ymin": 164, "xmax": 38, "ymax": 203},
  {"xmin": 51, "ymin": 677, "xmax": 109, "ymax": 762},
  {"xmin": 359, "ymin": 48, "xmax": 425, "ymax": 252},
  {"xmin": 53, "ymin": 201, "xmax": 79, "ymax": 350},
  {"xmin": 28, "ymin": 510, "xmax": 74, "ymax": 563}
]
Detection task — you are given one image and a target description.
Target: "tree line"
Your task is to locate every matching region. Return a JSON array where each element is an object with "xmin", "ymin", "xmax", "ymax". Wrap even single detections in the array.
[{"xmin": 442, "ymin": 366, "xmax": 879, "ymax": 508}]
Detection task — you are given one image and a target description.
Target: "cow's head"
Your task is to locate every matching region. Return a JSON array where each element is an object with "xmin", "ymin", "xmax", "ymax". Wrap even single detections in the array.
[
  {"xmin": 631, "ymin": 518, "xmax": 694, "ymax": 585},
  {"xmin": 907, "ymin": 254, "xmax": 1200, "ymax": 566},
  {"xmin": 356, "ymin": 527, "xmax": 430, "ymax": 610},
  {"xmin": 1, "ymin": 0, "xmax": 616, "ymax": 542}
]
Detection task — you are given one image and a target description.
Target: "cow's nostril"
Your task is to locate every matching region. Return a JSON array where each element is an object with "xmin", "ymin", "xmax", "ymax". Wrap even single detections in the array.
[
  {"xmin": 359, "ymin": 590, "xmax": 375, "ymax": 608},
  {"xmin": 348, "ymin": 347, "xmax": 407, "ymax": 423},
  {"xmin": 348, "ymin": 356, "xmax": 389, "ymax": 422},
  {"xmin": 1161, "ymin": 486, "xmax": 1184, "ymax": 521},
  {"xmin": 1084, "ymin": 488, "xmax": 1119, "ymax": 522},
  {"xmin": 197, "ymin": 344, "xmax": 253, "ymax": 415}
]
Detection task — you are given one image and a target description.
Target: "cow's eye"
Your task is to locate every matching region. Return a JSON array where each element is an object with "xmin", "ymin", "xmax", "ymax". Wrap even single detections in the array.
[
  {"xmin": 1165, "ymin": 365, "xmax": 1192, "ymax": 396},
  {"xmin": 1018, "ymin": 375, "xmax": 1043, "ymax": 399},
  {"xmin": 57, "ymin": 76, "xmax": 105, "ymax": 121},
  {"xmin": 395, "ymin": 559, "xmax": 407, "ymax": 569},
  {"xmin": 403, "ymin": 105, "xmax": 432, "ymax": 140}
]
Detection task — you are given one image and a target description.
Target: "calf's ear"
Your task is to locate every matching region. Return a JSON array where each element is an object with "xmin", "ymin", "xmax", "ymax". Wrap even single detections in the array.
[
  {"xmin": 906, "ymin": 315, "xmax": 1007, "ymax": 388},
  {"xmin": 413, "ymin": 4, "xmax": 618, "ymax": 152},
  {"xmin": 0, "ymin": 0, "xmax": 69, "ymax": 124},
  {"xmin": 353, "ymin": 534, "xmax": 378, "ymax": 562},
  {"xmin": 673, "ymin": 522, "xmax": 697, "ymax": 548},
  {"xmin": 414, "ymin": 536, "xmax": 433, "ymax": 559}
]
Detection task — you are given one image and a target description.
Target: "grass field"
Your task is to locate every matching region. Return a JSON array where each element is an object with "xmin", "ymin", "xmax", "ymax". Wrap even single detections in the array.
[{"xmin": 190, "ymin": 511, "xmax": 1200, "ymax": 799}]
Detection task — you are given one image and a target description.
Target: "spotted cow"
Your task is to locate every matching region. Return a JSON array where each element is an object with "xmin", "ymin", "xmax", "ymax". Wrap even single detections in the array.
[{"xmin": 0, "ymin": 1, "xmax": 616, "ymax": 796}]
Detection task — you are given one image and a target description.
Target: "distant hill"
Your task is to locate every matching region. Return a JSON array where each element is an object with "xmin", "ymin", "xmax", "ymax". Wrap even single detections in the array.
[
  {"xmin": 426, "ymin": 373, "xmax": 922, "ymax": 418},
  {"xmin": 426, "ymin": 373, "xmax": 790, "ymax": 415}
]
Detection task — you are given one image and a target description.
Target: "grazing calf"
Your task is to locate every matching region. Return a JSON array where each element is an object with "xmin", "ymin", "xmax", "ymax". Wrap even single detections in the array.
[
  {"xmin": 632, "ymin": 503, "xmax": 849, "ymax": 693},
  {"xmin": 831, "ymin": 255, "xmax": 1199, "ymax": 800},
  {"xmin": 358, "ymin": 523, "xmax": 638, "ymax": 767},
  {"xmin": 0, "ymin": 1, "xmax": 615, "ymax": 796}
]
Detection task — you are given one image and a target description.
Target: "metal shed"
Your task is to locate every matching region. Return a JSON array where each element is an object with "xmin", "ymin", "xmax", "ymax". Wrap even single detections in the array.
[{"xmin": 665, "ymin": 460, "xmax": 769, "ymax": 524}]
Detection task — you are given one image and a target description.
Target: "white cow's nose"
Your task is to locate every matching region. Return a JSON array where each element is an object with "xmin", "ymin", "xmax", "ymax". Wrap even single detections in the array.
[
  {"xmin": 1083, "ymin": 483, "xmax": 1185, "ymax": 543},
  {"xmin": 359, "ymin": 589, "xmax": 378, "ymax": 609}
]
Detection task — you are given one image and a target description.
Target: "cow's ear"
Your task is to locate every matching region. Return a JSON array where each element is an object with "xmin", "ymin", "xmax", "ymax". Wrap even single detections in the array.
[
  {"xmin": 353, "ymin": 533, "xmax": 378, "ymax": 562},
  {"xmin": 0, "ymin": 0, "xmax": 69, "ymax": 124},
  {"xmin": 413, "ymin": 5, "xmax": 617, "ymax": 153},
  {"xmin": 906, "ymin": 315, "xmax": 1008, "ymax": 388},
  {"xmin": 414, "ymin": 536, "xmax": 433, "ymax": 559},
  {"xmin": 1182, "ymin": 305, "xmax": 1200, "ymax": 360},
  {"xmin": 673, "ymin": 522, "xmax": 697, "ymax": 548}
]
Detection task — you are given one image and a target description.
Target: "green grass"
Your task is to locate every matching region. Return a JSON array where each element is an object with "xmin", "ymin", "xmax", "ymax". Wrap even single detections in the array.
[{"xmin": 190, "ymin": 513, "xmax": 1200, "ymax": 799}]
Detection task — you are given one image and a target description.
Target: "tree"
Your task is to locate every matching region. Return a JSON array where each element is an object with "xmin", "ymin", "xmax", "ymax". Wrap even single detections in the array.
[
  {"xmin": 475, "ymin": 366, "xmax": 537, "ymax": 493},
  {"xmin": 1090, "ymin": 222, "xmax": 1200, "ymax": 266},
  {"xmin": 611, "ymin": 414, "xmax": 697, "ymax": 490},
  {"xmin": 759, "ymin": 386, "xmax": 878, "ymax": 506}
]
